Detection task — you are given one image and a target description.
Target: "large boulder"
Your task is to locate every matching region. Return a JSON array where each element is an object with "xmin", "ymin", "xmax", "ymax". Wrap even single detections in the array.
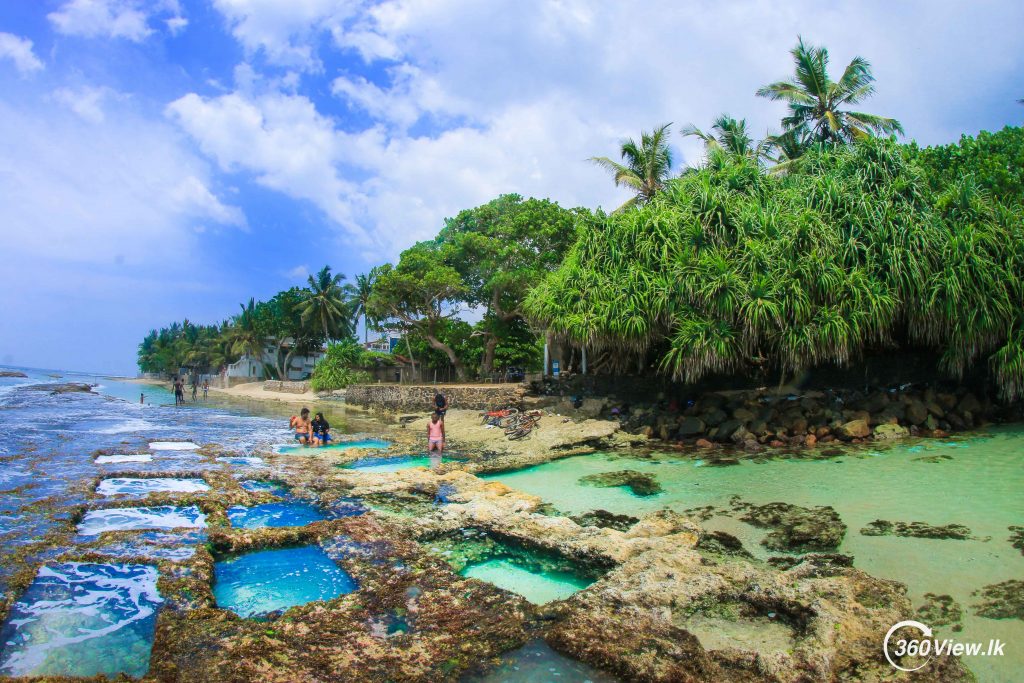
[
  {"xmin": 873, "ymin": 423, "xmax": 909, "ymax": 441},
  {"xmin": 713, "ymin": 419, "xmax": 743, "ymax": 442},
  {"xmin": 956, "ymin": 392, "xmax": 982, "ymax": 415},
  {"xmin": 836, "ymin": 419, "xmax": 871, "ymax": 440},
  {"xmin": 676, "ymin": 416, "xmax": 705, "ymax": 437},
  {"xmin": 702, "ymin": 407, "xmax": 727, "ymax": 427},
  {"xmin": 732, "ymin": 406, "xmax": 756, "ymax": 422},
  {"xmin": 905, "ymin": 399, "xmax": 929, "ymax": 425}
]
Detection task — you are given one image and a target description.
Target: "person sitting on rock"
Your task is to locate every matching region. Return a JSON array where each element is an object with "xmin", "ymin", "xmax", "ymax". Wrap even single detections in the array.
[
  {"xmin": 311, "ymin": 412, "xmax": 332, "ymax": 446},
  {"xmin": 293, "ymin": 408, "xmax": 313, "ymax": 445}
]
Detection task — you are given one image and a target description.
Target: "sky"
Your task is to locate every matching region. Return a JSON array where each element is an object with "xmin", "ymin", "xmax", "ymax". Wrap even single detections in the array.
[{"xmin": 0, "ymin": 0, "xmax": 1021, "ymax": 375}]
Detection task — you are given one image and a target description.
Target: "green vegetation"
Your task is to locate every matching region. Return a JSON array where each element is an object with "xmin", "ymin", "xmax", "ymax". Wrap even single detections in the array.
[
  {"xmin": 309, "ymin": 341, "xmax": 374, "ymax": 391},
  {"xmin": 139, "ymin": 38, "xmax": 1024, "ymax": 401}
]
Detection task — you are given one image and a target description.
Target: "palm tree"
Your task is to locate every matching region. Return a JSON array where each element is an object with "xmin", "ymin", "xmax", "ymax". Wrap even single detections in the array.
[
  {"xmin": 756, "ymin": 37, "xmax": 903, "ymax": 144},
  {"xmin": 589, "ymin": 123, "xmax": 673, "ymax": 211},
  {"xmin": 350, "ymin": 270, "xmax": 378, "ymax": 344},
  {"xmin": 300, "ymin": 265, "xmax": 352, "ymax": 342},
  {"xmin": 682, "ymin": 114, "xmax": 760, "ymax": 159},
  {"xmin": 762, "ymin": 127, "xmax": 815, "ymax": 173},
  {"xmin": 231, "ymin": 298, "xmax": 266, "ymax": 369}
]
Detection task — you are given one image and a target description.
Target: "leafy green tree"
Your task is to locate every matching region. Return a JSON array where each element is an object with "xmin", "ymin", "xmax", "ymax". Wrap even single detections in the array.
[
  {"xmin": 907, "ymin": 126, "xmax": 1024, "ymax": 201},
  {"xmin": 367, "ymin": 243, "xmax": 471, "ymax": 380},
  {"xmin": 589, "ymin": 123, "xmax": 673, "ymax": 211},
  {"xmin": 350, "ymin": 269, "xmax": 380, "ymax": 344},
  {"xmin": 309, "ymin": 342, "xmax": 372, "ymax": 391},
  {"xmin": 230, "ymin": 298, "xmax": 268, "ymax": 371},
  {"xmin": 300, "ymin": 266, "xmax": 353, "ymax": 342},
  {"xmin": 437, "ymin": 194, "xmax": 584, "ymax": 374},
  {"xmin": 756, "ymin": 37, "xmax": 903, "ymax": 145},
  {"xmin": 528, "ymin": 138, "xmax": 1024, "ymax": 399},
  {"xmin": 266, "ymin": 288, "xmax": 326, "ymax": 379}
]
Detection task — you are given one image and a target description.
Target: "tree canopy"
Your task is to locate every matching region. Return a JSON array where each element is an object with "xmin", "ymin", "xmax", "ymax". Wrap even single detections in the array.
[{"xmin": 527, "ymin": 138, "xmax": 1024, "ymax": 399}]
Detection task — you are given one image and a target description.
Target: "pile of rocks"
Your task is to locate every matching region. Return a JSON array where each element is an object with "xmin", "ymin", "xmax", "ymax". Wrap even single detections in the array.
[{"xmin": 622, "ymin": 385, "xmax": 1010, "ymax": 449}]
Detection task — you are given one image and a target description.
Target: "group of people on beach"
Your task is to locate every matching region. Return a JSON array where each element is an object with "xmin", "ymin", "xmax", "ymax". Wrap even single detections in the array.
[
  {"xmin": 286, "ymin": 392, "xmax": 449, "ymax": 455},
  {"xmin": 172, "ymin": 377, "xmax": 209, "ymax": 406},
  {"xmin": 289, "ymin": 408, "xmax": 332, "ymax": 447}
]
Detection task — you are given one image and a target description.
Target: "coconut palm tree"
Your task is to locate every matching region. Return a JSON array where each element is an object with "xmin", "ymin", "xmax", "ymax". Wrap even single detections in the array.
[
  {"xmin": 300, "ymin": 266, "xmax": 352, "ymax": 342},
  {"xmin": 589, "ymin": 123, "xmax": 673, "ymax": 212},
  {"xmin": 231, "ymin": 298, "xmax": 266, "ymax": 368},
  {"xmin": 349, "ymin": 270, "xmax": 378, "ymax": 344},
  {"xmin": 682, "ymin": 114, "xmax": 761, "ymax": 160},
  {"xmin": 756, "ymin": 37, "xmax": 903, "ymax": 144}
]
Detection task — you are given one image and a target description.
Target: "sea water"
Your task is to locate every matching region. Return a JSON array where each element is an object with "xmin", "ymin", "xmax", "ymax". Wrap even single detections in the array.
[
  {"xmin": 96, "ymin": 477, "xmax": 210, "ymax": 496},
  {"xmin": 227, "ymin": 502, "xmax": 327, "ymax": 528},
  {"xmin": 482, "ymin": 428, "xmax": 1024, "ymax": 680},
  {"xmin": 0, "ymin": 562, "xmax": 162, "ymax": 678},
  {"xmin": 78, "ymin": 506, "xmax": 207, "ymax": 535},
  {"xmin": 278, "ymin": 438, "xmax": 391, "ymax": 454},
  {"xmin": 465, "ymin": 639, "xmax": 619, "ymax": 683},
  {"xmin": 213, "ymin": 546, "xmax": 357, "ymax": 618}
]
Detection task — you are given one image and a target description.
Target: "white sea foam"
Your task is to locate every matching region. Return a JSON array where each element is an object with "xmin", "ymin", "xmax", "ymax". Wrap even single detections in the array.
[
  {"xmin": 92, "ymin": 418, "xmax": 164, "ymax": 435},
  {"xmin": 0, "ymin": 562, "xmax": 162, "ymax": 677},
  {"xmin": 95, "ymin": 454, "xmax": 153, "ymax": 464},
  {"xmin": 96, "ymin": 478, "xmax": 210, "ymax": 497},
  {"xmin": 148, "ymin": 441, "xmax": 200, "ymax": 451},
  {"xmin": 78, "ymin": 506, "xmax": 207, "ymax": 535}
]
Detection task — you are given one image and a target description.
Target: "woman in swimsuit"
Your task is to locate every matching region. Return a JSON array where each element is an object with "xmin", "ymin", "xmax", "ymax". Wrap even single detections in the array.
[{"xmin": 427, "ymin": 412, "xmax": 445, "ymax": 453}]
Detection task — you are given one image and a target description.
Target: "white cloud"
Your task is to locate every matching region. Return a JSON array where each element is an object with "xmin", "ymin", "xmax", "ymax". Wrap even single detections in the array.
[
  {"xmin": 0, "ymin": 93, "xmax": 245, "ymax": 266},
  {"xmin": 211, "ymin": 0, "xmax": 360, "ymax": 69},
  {"xmin": 0, "ymin": 33, "xmax": 44, "ymax": 76},
  {"xmin": 51, "ymin": 85, "xmax": 123, "ymax": 123},
  {"xmin": 48, "ymin": 0, "xmax": 187, "ymax": 42},
  {"xmin": 187, "ymin": 0, "xmax": 1024, "ymax": 265},
  {"xmin": 285, "ymin": 264, "xmax": 310, "ymax": 280},
  {"xmin": 166, "ymin": 90, "xmax": 368, "ymax": 244}
]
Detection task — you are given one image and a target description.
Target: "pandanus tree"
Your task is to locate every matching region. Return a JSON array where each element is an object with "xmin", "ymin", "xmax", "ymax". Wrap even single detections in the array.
[
  {"xmin": 299, "ymin": 266, "xmax": 352, "ymax": 342},
  {"xmin": 756, "ymin": 37, "xmax": 903, "ymax": 146},
  {"xmin": 589, "ymin": 123, "xmax": 674, "ymax": 211},
  {"xmin": 528, "ymin": 138, "xmax": 1024, "ymax": 400}
]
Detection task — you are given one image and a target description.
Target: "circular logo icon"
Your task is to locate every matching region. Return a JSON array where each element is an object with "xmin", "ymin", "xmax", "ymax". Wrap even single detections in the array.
[{"xmin": 884, "ymin": 620, "xmax": 934, "ymax": 672}]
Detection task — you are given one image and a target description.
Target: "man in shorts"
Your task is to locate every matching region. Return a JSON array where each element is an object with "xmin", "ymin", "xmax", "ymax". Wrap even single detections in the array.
[{"xmin": 293, "ymin": 408, "xmax": 313, "ymax": 445}]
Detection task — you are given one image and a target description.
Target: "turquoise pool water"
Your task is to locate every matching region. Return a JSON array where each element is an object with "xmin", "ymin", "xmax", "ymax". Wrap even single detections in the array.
[
  {"xmin": 227, "ymin": 502, "xmax": 326, "ymax": 528},
  {"xmin": 343, "ymin": 454, "xmax": 440, "ymax": 472},
  {"xmin": 462, "ymin": 559, "xmax": 593, "ymax": 604},
  {"xmin": 482, "ymin": 428, "xmax": 1024, "ymax": 681},
  {"xmin": 213, "ymin": 546, "xmax": 357, "ymax": 618},
  {"xmin": 278, "ymin": 438, "xmax": 391, "ymax": 455},
  {"xmin": 0, "ymin": 563, "xmax": 162, "ymax": 678},
  {"xmin": 466, "ymin": 639, "xmax": 619, "ymax": 682}
]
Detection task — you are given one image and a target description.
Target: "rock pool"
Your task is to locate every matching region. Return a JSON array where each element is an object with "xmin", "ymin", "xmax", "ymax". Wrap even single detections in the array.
[
  {"xmin": 213, "ymin": 545, "xmax": 358, "ymax": 618},
  {"xmin": 96, "ymin": 477, "xmax": 210, "ymax": 496},
  {"xmin": 78, "ymin": 505, "xmax": 207, "ymax": 535},
  {"xmin": 227, "ymin": 502, "xmax": 327, "ymax": 528},
  {"xmin": 278, "ymin": 438, "xmax": 391, "ymax": 454},
  {"xmin": 465, "ymin": 639, "xmax": 619, "ymax": 682},
  {"xmin": 0, "ymin": 562, "xmax": 162, "ymax": 678},
  {"xmin": 481, "ymin": 427, "xmax": 1024, "ymax": 680}
]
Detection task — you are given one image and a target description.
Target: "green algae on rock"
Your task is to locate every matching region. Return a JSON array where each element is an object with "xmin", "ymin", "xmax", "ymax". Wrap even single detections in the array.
[
  {"xmin": 570, "ymin": 509, "xmax": 639, "ymax": 532},
  {"xmin": 735, "ymin": 501, "xmax": 847, "ymax": 552},
  {"xmin": 859, "ymin": 519, "xmax": 977, "ymax": 540},
  {"xmin": 917, "ymin": 593, "xmax": 964, "ymax": 631},
  {"xmin": 1009, "ymin": 526, "xmax": 1024, "ymax": 555},
  {"xmin": 578, "ymin": 469, "xmax": 663, "ymax": 496},
  {"xmin": 971, "ymin": 580, "xmax": 1024, "ymax": 620}
]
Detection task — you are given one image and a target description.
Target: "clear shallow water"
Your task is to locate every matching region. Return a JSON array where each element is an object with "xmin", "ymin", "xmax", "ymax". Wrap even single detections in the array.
[
  {"xmin": 462, "ymin": 559, "xmax": 592, "ymax": 604},
  {"xmin": 464, "ymin": 639, "xmax": 619, "ymax": 683},
  {"xmin": 78, "ymin": 506, "xmax": 207, "ymax": 535},
  {"xmin": 227, "ymin": 502, "xmax": 327, "ymax": 528},
  {"xmin": 213, "ymin": 546, "xmax": 357, "ymax": 618},
  {"xmin": 343, "ymin": 454, "xmax": 440, "ymax": 472},
  {"xmin": 278, "ymin": 438, "xmax": 391, "ymax": 455},
  {"xmin": 0, "ymin": 562, "xmax": 162, "ymax": 678},
  {"xmin": 482, "ymin": 429, "xmax": 1024, "ymax": 681},
  {"xmin": 97, "ymin": 477, "xmax": 210, "ymax": 497}
]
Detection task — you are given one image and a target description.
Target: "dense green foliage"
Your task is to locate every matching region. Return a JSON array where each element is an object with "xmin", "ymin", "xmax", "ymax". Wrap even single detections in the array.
[
  {"xmin": 909, "ymin": 126, "xmax": 1024, "ymax": 201},
  {"xmin": 309, "ymin": 342, "xmax": 374, "ymax": 391},
  {"xmin": 527, "ymin": 138, "xmax": 1024, "ymax": 399}
]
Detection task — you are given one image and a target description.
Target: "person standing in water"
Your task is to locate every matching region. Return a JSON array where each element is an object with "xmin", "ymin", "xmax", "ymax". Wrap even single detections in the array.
[
  {"xmin": 140, "ymin": 393, "xmax": 144, "ymax": 405},
  {"xmin": 173, "ymin": 377, "xmax": 184, "ymax": 406},
  {"xmin": 191, "ymin": 381, "xmax": 198, "ymax": 402},
  {"xmin": 202, "ymin": 380, "xmax": 209, "ymax": 400},
  {"xmin": 427, "ymin": 412, "xmax": 445, "ymax": 454}
]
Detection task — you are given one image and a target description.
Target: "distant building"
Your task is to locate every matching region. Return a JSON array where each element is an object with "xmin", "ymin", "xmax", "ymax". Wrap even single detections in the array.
[
  {"xmin": 225, "ymin": 338, "xmax": 326, "ymax": 381},
  {"xmin": 364, "ymin": 330, "xmax": 403, "ymax": 353}
]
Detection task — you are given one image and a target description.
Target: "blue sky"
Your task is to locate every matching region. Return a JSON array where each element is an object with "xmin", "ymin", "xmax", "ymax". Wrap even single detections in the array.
[{"xmin": 0, "ymin": 0, "xmax": 1021, "ymax": 375}]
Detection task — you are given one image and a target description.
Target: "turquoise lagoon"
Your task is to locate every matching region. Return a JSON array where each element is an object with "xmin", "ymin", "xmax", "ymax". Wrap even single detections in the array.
[
  {"xmin": 482, "ymin": 428, "xmax": 1024, "ymax": 680},
  {"xmin": 213, "ymin": 546, "xmax": 357, "ymax": 618},
  {"xmin": 278, "ymin": 438, "xmax": 391, "ymax": 455}
]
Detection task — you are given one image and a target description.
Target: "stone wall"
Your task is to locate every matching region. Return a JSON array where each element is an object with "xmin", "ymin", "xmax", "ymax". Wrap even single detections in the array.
[
  {"xmin": 264, "ymin": 380, "xmax": 311, "ymax": 394},
  {"xmin": 346, "ymin": 384, "xmax": 526, "ymax": 412}
]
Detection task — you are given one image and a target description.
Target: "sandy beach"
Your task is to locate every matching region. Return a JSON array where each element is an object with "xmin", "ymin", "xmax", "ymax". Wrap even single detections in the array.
[{"xmin": 208, "ymin": 380, "xmax": 321, "ymax": 405}]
